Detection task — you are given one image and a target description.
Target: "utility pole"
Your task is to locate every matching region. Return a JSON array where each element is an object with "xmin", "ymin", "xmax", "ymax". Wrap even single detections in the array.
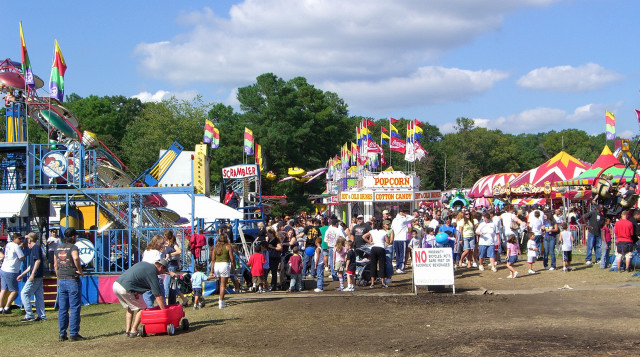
[{"xmin": 443, "ymin": 153, "xmax": 448, "ymax": 190}]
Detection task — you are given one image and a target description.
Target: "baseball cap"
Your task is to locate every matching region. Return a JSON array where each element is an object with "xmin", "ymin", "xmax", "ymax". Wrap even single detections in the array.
[
  {"xmin": 382, "ymin": 209, "xmax": 389, "ymax": 214},
  {"xmin": 357, "ymin": 215, "xmax": 364, "ymax": 219},
  {"xmin": 156, "ymin": 259, "xmax": 169, "ymax": 269}
]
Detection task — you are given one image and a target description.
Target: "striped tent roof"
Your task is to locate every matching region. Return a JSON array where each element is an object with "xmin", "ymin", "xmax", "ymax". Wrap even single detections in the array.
[
  {"xmin": 468, "ymin": 173, "xmax": 519, "ymax": 198},
  {"xmin": 556, "ymin": 146, "xmax": 637, "ymax": 186},
  {"xmin": 509, "ymin": 151, "xmax": 589, "ymax": 190}
]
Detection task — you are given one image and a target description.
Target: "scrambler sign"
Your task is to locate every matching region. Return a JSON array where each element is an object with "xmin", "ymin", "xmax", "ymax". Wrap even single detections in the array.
[
  {"xmin": 412, "ymin": 248, "xmax": 455, "ymax": 294},
  {"xmin": 222, "ymin": 164, "xmax": 259, "ymax": 179}
]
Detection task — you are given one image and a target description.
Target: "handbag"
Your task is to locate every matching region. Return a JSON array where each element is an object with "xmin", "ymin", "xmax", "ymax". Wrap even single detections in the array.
[{"xmin": 510, "ymin": 220, "xmax": 519, "ymax": 231}]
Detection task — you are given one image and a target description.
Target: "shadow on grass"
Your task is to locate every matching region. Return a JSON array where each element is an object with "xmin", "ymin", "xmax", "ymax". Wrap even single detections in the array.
[
  {"xmin": 187, "ymin": 317, "xmax": 238, "ymax": 332},
  {"xmin": 226, "ymin": 297, "xmax": 283, "ymax": 306}
]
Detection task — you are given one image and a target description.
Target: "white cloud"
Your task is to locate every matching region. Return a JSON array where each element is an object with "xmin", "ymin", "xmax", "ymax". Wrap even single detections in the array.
[
  {"xmin": 132, "ymin": 89, "xmax": 198, "ymax": 103},
  {"xmin": 618, "ymin": 130, "xmax": 633, "ymax": 139},
  {"xmin": 517, "ymin": 63, "xmax": 623, "ymax": 92},
  {"xmin": 321, "ymin": 66, "xmax": 509, "ymax": 111},
  {"xmin": 134, "ymin": 0, "xmax": 558, "ymax": 108},
  {"xmin": 440, "ymin": 103, "xmax": 619, "ymax": 134}
]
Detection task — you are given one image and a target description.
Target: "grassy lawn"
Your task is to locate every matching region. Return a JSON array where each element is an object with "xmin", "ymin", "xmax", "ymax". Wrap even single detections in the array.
[{"xmin": 0, "ymin": 303, "xmax": 124, "ymax": 346}]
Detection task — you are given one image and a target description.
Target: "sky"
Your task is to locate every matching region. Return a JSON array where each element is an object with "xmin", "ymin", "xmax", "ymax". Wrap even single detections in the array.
[{"xmin": 2, "ymin": 0, "xmax": 639, "ymax": 138}]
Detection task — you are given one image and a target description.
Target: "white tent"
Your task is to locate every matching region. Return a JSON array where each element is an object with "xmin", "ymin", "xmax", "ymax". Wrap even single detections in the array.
[{"xmin": 163, "ymin": 194, "xmax": 243, "ymax": 222}]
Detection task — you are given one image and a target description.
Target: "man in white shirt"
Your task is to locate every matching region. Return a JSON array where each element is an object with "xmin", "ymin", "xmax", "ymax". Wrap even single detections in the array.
[
  {"xmin": 529, "ymin": 210, "xmax": 544, "ymax": 258},
  {"xmin": 0, "ymin": 233, "xmax": 25, "ymax": 314},
  {"xmin": 390, "ymin": 209, "xmax": 415, "ymax": 273},
  {"xmin": 476, "ymin": 213, "xmax": 498, "ymax": 272},
  {"xmin": 324, "ymin": 219, "xmax": 346, "ymax": 281}
]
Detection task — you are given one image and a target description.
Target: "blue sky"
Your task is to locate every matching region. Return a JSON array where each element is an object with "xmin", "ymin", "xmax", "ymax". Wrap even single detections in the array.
[{"xmin": 2, "ymin": 0, "xmax": 638, "ymax": 138}]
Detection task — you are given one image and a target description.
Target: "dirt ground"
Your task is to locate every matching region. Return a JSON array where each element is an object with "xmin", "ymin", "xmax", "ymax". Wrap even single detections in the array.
[{"xmin": 11, "ymin": 259, "xmax": 640, "ymax": 356}]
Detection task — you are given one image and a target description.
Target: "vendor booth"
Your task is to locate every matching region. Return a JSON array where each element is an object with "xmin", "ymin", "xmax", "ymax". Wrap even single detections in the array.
[{"xmin": 327, "ymin": 170, "xmax": 440, "ymax": 220}]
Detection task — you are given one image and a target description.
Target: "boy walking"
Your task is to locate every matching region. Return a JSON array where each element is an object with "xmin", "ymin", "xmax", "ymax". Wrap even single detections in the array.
[{"xmin": 558, "ymin": 223, "xmax": 574, "ymax": 272}]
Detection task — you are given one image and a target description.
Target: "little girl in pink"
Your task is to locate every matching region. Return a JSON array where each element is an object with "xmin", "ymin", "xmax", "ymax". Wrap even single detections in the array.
[{"xmin": 506, "ymin": 234, "xmax": 520, "ymax": 278}]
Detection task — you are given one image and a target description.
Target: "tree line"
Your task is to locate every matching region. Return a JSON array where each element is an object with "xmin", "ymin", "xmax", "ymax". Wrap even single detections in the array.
[{"xmin": 0, "ymin": 73, "xmax": 614, "ymax": 213}]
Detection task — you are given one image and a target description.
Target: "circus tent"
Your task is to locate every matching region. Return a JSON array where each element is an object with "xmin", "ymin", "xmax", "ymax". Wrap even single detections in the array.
[
  {"xmin": 468, "ymin": 173, "xmax": 519, "ymax": 198},
  {"xmin": 556, "ymin": 145, "xmax": 638, "ymax": 187},
  {"xmin": 500, "ymin": 151, "xmax": 589, "ymax": 196}
]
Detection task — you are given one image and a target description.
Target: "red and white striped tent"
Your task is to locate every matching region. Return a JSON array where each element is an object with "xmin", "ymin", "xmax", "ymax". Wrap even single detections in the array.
[{"xmin": 468, "ymin": 173, "xmax": 519, "ymax": 198}]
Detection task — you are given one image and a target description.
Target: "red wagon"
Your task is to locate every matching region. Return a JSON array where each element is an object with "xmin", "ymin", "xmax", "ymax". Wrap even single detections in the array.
[{"xmin": 139, "ymin": 304, "xmax": 189, "ymax": 336}]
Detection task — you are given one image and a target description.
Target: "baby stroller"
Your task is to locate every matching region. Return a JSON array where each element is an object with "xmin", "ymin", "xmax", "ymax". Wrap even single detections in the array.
[
  {"xmin": 355, "ymin": 246, "xmax": 372, "ymax": 287},
  {"xmin": 171, "ymin": 273, "xmax": 192, "ymax": 296}
]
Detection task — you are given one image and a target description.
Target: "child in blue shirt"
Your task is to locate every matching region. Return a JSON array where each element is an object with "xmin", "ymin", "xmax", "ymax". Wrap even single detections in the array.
[{"xmin": 191, "ymin": 264, "xmax": 209, "ymax": 309}]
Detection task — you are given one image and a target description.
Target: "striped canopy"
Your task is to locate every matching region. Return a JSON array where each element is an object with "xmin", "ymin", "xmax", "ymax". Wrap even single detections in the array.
[
  {"xmin": 468, "ymin": 173, "xmax": 519, "ymax": 198},
  {"xmin": 509, "ymin": 151, "xmax": 589, "ymax": 192},
  {"xmin": 556, "ymin": 146, "xmax": 637, "ymax": 187}
]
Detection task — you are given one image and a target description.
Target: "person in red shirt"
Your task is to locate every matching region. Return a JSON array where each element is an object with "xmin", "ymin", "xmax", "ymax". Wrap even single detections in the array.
[
  {"xmin": 287, "ymin": 246, "xmax": 303, "ymax": 292},
  {"xmin": 614, "ymin": 210, "xmax": 634, "ymax": 272},
  {"xmin": 247, "ymin": 244, "xmax": 267, "ymax": 292}
]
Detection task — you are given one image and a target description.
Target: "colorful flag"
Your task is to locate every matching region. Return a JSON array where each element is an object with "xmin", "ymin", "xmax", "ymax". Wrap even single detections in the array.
[
  {"xmin": 255, "ymin": 143, "xmax": 263, "ymax": 171},
  {"xmin": 244, "ymin": 127, "xmax": 254, "ymax": 155},
  {"xmin": 341, "ymin": 143, "xmax": 349, "ymax": 169},
  {"xmin": 414, "ymin": 142, "xmax": 427, "ymax": 161},
  {"xmin": 362, "ymin": 119, "xmax": 375, "ymax": 127},
  {"xmin": 203, "ymin": 120, "xmax": 214, "ymax": 143},
  {"xmin": 366, "ymin": 140, "xmax": 384, "ymax": 154},
  {"xmin": 635, "ymin": 109, "xmax": 640, "ymax": 124},
  {"xmin": 381, "ymin": 138, "xmax": 388, "ymax": 146},
  {"xmin": 381, "ymin": 132, "xmax": 390, "ymax": 140},
  {"xmin": 605, "ymin": 110, "xmax": 615, "ymax": 140},
  {"xmin": 49, "ymin": 40, "xmax": 67, "ymax": 102},
  {"xmin": 413, "ymin": 119, "xmax": 423, "ymax": 127},
  {"xmin": 381, "ymin": 126, "xmax": 389, "ymax": 133},
  {"xmin": 19, "ymin": 22, "xmax": 35, "ymax": 89},
  {"xmin": 351, "ymin": 142, "xmax": 359, "ymax": 165},
  {"xmin": 390, "ymin": 117, "xmax": 399, "ymax": 124},
  {"xmin": 211, "ymin": 127, "xmax": 220, "ymax": 149},
  {"xmin": 390, "ymin": 123, "xmax": 398, "ymax": 133},
  {"xmin": 390, "ymin": 136, "xmax": 405, "ymax": 153},
  {"xmin": 404, "ymin": 141, "xmax": 416, "ymax": 162}
]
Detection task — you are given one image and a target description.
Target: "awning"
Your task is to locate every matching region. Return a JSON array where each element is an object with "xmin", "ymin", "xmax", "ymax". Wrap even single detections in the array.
[
  {"xmin": 0, "ymin": 193, "xmax": 29, "ymax": 218},
  {"xmin": 163, "ymin": 194, "xmax": 244, "ymax": 222}
]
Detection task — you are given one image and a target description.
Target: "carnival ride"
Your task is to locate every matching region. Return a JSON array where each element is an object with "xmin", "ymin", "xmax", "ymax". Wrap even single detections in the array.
[
  {"xmin": 443, "ymin": 189, "xmax": 470, "ymax": 210},
  {"xmin": 0, "ymin": 55, "xmax": 264, "ymax": 280},
  {"xmin": 469, "ymin": 146, "xmax": 640, "ymax": 215}
]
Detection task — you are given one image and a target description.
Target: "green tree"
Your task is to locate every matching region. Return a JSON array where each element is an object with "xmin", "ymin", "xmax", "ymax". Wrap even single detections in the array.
[
  {"xmin": 65, "ymin": 94, "xmax": 143, "ymax": 157},
  {"xmin": 121, "ymin": 96, "xmax": 211, "ymax": 176},
  {"xmin": 235, "ymin": 73, "xmax": 354, "ymax": 214}
]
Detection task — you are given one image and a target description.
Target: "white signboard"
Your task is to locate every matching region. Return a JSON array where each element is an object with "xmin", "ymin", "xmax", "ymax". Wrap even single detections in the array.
[
  {"xmin": 222, "ymin": 164, "xmax": 259, "ymax": 179},
  {"xmin": 373, "ymin": 191, "xmax": 413, "ymax": 201},
  {"xmin": 75, "ymin": 238, "xmax": 95, "ymax": 265},
  {"xmin": 362, "ymin": 174, "xmax": 414, "ymax": 189},
  {"xmin": 339, "ymin": 190, "xmax": 373, "ymax": 202},
  {"xmin": 412, "ymin": 248, "xmax": 455, "ymax": 293}
]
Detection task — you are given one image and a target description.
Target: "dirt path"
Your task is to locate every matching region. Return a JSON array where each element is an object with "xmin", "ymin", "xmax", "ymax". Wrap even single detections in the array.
[{"xmin": 33, "ymin": 261, "xmax": 640, "ymax": 356}]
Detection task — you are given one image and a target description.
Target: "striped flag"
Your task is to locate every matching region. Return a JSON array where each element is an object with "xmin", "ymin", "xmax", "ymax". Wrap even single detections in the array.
[
  {"xmin": 255, "ymin": 143, "xmax": 263, "ymax": 171},
  {"xmin": 605, "ymin": 110, "xmax": 615, "ymax": 140},
  {"xmin": 49, "ymin": 40, "xmax": 67, "ymax": 102},
  {"xmin": 203, "ymin": 120, "xmax": 214, "ymax": 143},
  {"xmin": 211, "ymin": 127, "xmax": 220, "ymax": 149},
  {"xmin": 244, "ymin": 127, "xmax": 254, "ymax": 155},
  {"xmin": 19, "ymin": 22, "xmax": 35, "ymax": 89}
]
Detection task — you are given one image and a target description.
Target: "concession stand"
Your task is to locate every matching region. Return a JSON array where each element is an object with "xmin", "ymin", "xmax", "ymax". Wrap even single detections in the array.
[{"xmin": 326, "ymin": 170, "xmax": 441, "ymax": 221}]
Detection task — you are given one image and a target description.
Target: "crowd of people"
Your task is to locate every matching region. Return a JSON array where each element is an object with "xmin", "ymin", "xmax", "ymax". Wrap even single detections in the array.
[
  {"xmin": 2, "ymin": 199, "xmax": 640, "ymax": 341},
  {"xmin": 242, "ymin": 201, "xmax": 640, "ymax": 290}
]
